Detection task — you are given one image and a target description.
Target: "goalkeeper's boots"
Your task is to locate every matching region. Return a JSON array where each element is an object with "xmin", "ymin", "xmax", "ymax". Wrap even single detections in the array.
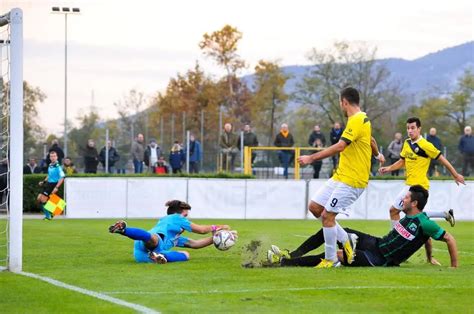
[
  {"xmin": 270, "ymin": 245, "xmax": 291, "ymax": 260},
  {"xmin": 149, "ymin": 252, "xmax": 167, "ymax": 264},
  {"xmin": 343, "ymin": 233, "xmax": 358, "ymax": 264},
  {"xmin": 314, "ymin": 258, "xmax": 341, "ymax": 268},
  {"xmin": 445, "ymin": 209, "xmax": 455, "ymax": 227},
  {"xmin": 108, "ymin": 220, "xmax": 127, "ymax": 234}
]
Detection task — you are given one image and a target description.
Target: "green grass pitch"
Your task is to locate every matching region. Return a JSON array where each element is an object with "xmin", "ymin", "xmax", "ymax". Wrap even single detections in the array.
[{"xmin": 1, "ymin": 219, "xmax": 473, "ymax": 313}]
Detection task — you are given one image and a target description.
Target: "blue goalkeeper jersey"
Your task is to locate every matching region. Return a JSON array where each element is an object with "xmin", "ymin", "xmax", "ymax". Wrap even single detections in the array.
[{"xmin": 149, "ymin": 214, "xmax": 192, "ymax": 250}]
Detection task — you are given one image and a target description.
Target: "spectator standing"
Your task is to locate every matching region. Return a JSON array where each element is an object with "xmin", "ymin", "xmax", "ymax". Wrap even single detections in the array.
[
  {"xmin": 46, "ymin": 139, "xmax": 65, "ymax": 165},
  {"xmin": 187, "ymin": 134, "xmax": 202, "ymax": 173},
  {"xmin": 238, "ymin": 124, "xmax": 259, "ymax": 164},
  {"xmin": 329, "ymin": 122, "xmax": 343, "ymax": 170},
  {"xmin": 308, "ymin": 125, "xmax": 326, "ymax": 147},
  {"xmin": 426, "ymin": 128, "xmax": 442, "ymax": 177},
  {"xmin": 387, "ymin": 132, "xmax": 403, "ymax": 176},
  {"xmin": 311, "ymin": 138, "xmax": 324, "ymax": 179},
  {"xmin": 131, "ymin": 133, "xmax": 145, "ymax": 174},
  {"xmin": 62, "ymin": 157, "xmax": 77, "ymax": 175},
  {"xmin": 144, "ymin": 139, "xmax": 162, "ymax": 173},
  {"xmin": 83, "ymin": 139, "xmax": 99, "ymax": 174},
  {"xmin": 274, "ymin": 123, "xmax": 295, "ymax": 179},
  {"xmin": 169, "ymin": 142, "xmax": 185, "ymax": 174},
  {"xmin": 219, "ymin": 123, "xmax": 239, "ymax": 172},
  {"xmin": 23, "ymin": 157, "xmax": 41, "ymax": 174},
  {"xmin": 459, "ymin": 126, "xmax": 474, "ymax": 176},
  {"xmin": 99, "ymin": 140, "xmax": 121, "ymax": 173}
]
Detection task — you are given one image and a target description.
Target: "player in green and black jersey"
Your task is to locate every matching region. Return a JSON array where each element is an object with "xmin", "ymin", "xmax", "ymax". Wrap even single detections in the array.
[{"xmin": 268, "ymin": 185, "xmax": 458, "ymax": 268}]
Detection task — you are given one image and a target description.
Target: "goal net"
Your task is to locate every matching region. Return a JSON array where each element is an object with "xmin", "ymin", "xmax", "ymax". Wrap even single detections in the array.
[{"xmin": 0, "ymin": 8, "xmax": 23, "ymax": 272}]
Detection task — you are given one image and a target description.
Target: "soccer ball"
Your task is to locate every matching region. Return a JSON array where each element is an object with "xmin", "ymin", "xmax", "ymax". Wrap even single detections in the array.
[{"xmin": 213, "ymin": 230, "xmax": 236, "ymax": 251}]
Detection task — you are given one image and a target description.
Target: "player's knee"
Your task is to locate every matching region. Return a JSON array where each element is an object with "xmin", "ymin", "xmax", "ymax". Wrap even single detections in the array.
[
  {"xmin": 321, "ymin": 210, "xmax": 336, "ymax": 226},
  {"xmin": 309, "ymin": 202, "xmax": 323, "ymax": 218}
]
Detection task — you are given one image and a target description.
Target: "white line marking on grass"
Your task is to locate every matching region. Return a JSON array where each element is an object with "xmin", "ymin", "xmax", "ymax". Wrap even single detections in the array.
[
  {"xmin": 293, "ymin": 234, "xmax": 309, "ymax": 238},
  {"xmin": 19, "ymin": 271, "xmax": 159, "ymax": 314},
  {"xmin": 433, "ymin": 248, "xmax": 474, "ymax": 256},
  {"xmin": 102, "ymin": 285, "xmax": 466, "ymax": 296}
]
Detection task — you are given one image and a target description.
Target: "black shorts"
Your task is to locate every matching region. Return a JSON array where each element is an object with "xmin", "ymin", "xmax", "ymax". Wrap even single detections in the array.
[
  {"xmin": 41, "ymin": 182, "xmax": 57, "ymax": 197},
  {"xmin": 343, "ymin": 228, "xmax": 386, "ymax": 267}
]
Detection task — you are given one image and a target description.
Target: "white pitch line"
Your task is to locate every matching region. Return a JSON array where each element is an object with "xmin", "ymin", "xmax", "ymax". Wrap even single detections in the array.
[
  {"xmin": 293, "ymin": 234, "xmax": 309, "ymax": 238},
  {"xmin": 19, "ymin": 271, "xmax": 159, "ymax": 314},
  {"xmin": 102, "ymin": 285, "xmax": 467, "ymax": 296}
]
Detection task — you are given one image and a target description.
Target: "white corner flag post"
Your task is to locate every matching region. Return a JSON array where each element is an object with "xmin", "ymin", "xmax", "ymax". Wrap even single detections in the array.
[{"xmin": 8, "ymin": 8, "xmax": 23, "ymax": 273}]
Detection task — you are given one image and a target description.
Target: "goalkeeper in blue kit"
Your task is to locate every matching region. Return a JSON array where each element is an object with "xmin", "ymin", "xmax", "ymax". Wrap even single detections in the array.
[
  {"xmin": 109, "ymin": 200, "xmax": 232, "ymax": 264},
  {"xmin": 268, "ymin": 185, "xmax": 458, "ymax": 268}
]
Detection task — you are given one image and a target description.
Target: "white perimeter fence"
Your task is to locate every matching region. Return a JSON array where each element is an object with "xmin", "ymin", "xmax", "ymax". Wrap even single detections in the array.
[{"xmin": 64, "ymin": 178, "xmax": 473, "ymax": 220}]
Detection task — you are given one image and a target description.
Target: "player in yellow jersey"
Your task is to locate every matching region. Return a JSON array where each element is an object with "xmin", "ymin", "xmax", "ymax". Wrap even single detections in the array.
[
  {"xmin": 379, "ymin": 117, "xmax": 465, "ymax": 228},
  {"xmin": 298, "ymin": 87, "xmax": 384, "ymax": 268}
]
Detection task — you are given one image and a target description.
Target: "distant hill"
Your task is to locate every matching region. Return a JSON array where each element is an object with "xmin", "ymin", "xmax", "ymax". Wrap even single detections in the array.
[{"xmin": 243, "ymin": 41, "xmax": 474, "ymax": 108}]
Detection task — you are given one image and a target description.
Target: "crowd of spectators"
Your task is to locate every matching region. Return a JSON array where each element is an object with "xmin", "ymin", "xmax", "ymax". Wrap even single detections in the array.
[{"xmin": 23, "ymin": 123, "xmax": 474, "ymax": 178}]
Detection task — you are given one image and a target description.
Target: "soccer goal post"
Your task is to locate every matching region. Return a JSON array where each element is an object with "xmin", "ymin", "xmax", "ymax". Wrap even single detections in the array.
[{"xmin": 0, "ymin": 8, "xmax": 23, "ymax": 273}]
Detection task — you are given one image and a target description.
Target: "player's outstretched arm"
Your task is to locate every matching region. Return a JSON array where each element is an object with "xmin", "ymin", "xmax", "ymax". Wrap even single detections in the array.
[
  {"xmin": 441, "ymin": 232, "xmax": 458, "ymax": 268},
  {"xmin": 298, "ymin": 140, "xmax": 347, "ymax": 165},
  {"xmin": 190, "ymin": 223, "xmax": 230, "ymax": 235},
  {"xmin": 438, "ymin": 155, "xmax": 465, "ymax": 185},
  {"xmin": 184, "ymin": 237, "xmax": 213, "ymax": 249},
  {"xmin": 379, "ymin": 158, "xmax": 405, "ymax": 175}
]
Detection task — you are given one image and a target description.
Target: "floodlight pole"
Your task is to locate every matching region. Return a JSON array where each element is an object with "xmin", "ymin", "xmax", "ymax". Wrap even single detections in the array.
[{"xmin": 51, "ymin": 7, "xmax": 80, "ymax": 156}]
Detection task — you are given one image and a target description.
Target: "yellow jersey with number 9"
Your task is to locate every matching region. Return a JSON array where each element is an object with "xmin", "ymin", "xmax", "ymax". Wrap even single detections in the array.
[{"xmin": 332, "ymin": 112, "xmax": 372, "ymax": 188}]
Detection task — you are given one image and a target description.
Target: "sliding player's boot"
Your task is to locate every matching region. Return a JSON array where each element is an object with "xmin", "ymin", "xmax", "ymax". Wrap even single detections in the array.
[
  {"xmin": 108, "ymin": 220, "xmax": 127, "ymax": 234},
  {"xmin": 149, "ymin": 252, "xmax": 167, "ymax": 264}
]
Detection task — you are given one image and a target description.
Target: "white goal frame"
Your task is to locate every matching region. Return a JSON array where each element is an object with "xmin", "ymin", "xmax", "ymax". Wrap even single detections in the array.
[{"xmin": 0, "ymin": 8, "xmax": 23, "ymax": 273}]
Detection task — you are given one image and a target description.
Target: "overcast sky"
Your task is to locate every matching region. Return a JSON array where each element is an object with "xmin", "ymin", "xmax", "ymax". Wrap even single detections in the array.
[{"xmin": 1, "ymin": 0, "xmax": 473, "ymax": 135}]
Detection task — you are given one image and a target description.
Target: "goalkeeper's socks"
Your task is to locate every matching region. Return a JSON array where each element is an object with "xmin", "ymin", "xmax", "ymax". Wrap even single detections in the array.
[
  {"xmin": 163, "ymin": 251, "xmax": 189, "ymax": 262},
  {"xmin": 123, "ymin": 228, "xmax": 152, "ymax": 242}
]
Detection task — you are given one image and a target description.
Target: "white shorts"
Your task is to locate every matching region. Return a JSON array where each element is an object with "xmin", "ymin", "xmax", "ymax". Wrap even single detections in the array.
[
  {"xmin": 392, "ymin": 185, "xmax": 410, "ymax": 211},
  {"xmin": 311, "ymin": 178, "xmax": 366, "ymax": 216}
]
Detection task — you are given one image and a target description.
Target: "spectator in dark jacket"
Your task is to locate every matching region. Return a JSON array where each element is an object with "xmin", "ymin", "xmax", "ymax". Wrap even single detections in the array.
[
  {"xmin": 169, "ymin": 142, "xmax": 185, "ymax": 174},
  {"xmin": 274, "ymin": 123, "xmax": 295, "ymax": 179},
  {"xmin": 459, "ymin": 126, "xmax": 474, "ymax": 176},
  {"xmin": 238, "ymin": 124, "xmax": 259, "ymax": 164},
  {"xmin": 23, "ymin": 157, "xmax": 42, "ymax": 174},
  {"xmin": 308, "ymin": 125, "xmax": 326, "ymax": 147},
  {"xmin": 426, "ymin": 128, "xmax": 442, "ymax": 177},
  {"xmin": 329, "ymin": 122, "xmax": 343, "ymax": 170},
  {"xmin": 99, "ymin": 140, "xmax": 120, "ymax": 173},
  {"xmin": 186, "ymin": 134, "xmax": 202, "ymax": 173},
  {"xmin": 83, "ymin": 139, "xmax": 99, "ymax": 174},
  {"xmin": 46, "ymin": 139, "xmax": 65, "ymax": 165},
  {"xmin": 144, "ymin": 139, "xmax": 162, "ymax": 173}
]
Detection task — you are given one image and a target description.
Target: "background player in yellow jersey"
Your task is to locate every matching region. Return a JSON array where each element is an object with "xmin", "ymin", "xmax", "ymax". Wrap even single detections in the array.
[
  {"xmin": 298, "ymin": 87, "xmax": 384, "ymax": 268},
  {"xmin": 379, "ymin": 117, "xmax": 465, "ymax": 228}
]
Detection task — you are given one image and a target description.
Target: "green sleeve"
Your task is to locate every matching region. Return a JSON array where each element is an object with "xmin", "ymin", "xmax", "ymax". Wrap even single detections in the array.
[{"xmin": 421, "ymin": 217, "xmax": 445, "ymax": 240}]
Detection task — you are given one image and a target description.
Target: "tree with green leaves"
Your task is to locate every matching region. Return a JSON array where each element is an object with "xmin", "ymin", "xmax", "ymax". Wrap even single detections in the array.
[
  {"xmin": 1, "ymin": 81, "xmax": 46, "ymax": 161},
  {"xmin": 293, "ymin": 41, "xmax": 404, "ymax": 125}
]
